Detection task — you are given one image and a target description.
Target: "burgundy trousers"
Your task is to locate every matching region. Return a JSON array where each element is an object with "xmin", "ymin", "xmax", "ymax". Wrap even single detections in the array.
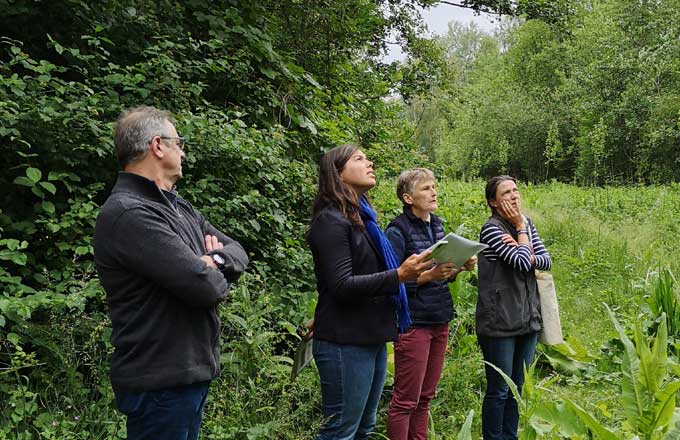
[{"xmin": 387, "ymin": 324, "xmax": 449, "ymax": 440}]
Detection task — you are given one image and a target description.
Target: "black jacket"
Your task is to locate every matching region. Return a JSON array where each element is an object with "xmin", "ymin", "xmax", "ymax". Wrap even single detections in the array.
[
  {"xmin": 93, "ymin": 172, "xmax": 249, "ymax": 392},
  {"xmin": 476, "ymin": 215, "xmax": 541, "ymax": 337},
  {"xmin": 307, "ymin": 205, "xmax": 399, "ymax": 345},
  {"xmin": 386, "ymin": 208, "xmax": 454, "ymax": 326}
]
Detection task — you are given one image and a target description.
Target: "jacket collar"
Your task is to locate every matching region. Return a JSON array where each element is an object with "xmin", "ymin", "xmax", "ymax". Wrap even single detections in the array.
[
  {"xmin": 111, "ymin": 172, "xmax": 176, "ymax": 208},
  {"xmin": 362, "ymin": 228, "xmax": 381, "ymax": 257},
  {"xmin": 402, "ymin": 205, "xmax": 441, "ymax": 227},
  {"xmin": 490, "ymin": 213, "xmax": 517, "ymax": 234}
]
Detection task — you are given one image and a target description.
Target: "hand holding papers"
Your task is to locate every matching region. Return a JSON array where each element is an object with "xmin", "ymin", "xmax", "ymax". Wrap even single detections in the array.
[{"xmin": 427, "ymin": 232, "xmax": 488, "ymax": 266}]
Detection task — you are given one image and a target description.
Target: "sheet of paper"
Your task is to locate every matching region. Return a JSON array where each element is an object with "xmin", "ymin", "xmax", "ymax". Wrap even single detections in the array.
[
  {"xmin": 427, "ymin": 232, "xmax": 488, "ymax": 266},
  {"xmin": 290, "ymin": 334, "xmax": 313, "ymax": 381}
]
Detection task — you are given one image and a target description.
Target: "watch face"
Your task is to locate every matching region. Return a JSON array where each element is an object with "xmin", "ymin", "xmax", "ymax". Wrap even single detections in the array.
[{"xmin": 213, "ymin": 254, "xmax": 225, "ymax": 265}]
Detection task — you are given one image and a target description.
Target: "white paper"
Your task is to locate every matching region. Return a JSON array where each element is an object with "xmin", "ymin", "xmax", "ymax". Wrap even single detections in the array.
[{"xmin": 427, "ymin": 232, "xmax": 488, "ymax": 266}]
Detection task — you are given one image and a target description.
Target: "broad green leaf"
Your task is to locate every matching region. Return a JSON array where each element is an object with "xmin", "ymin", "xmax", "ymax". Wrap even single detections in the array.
[
  {"xmin": 635, "ymin": 317, "xmax": 665, "ymax": 399},
  {"xmin": 248, "ymin": 219, "xmax": 261, "ymax": 232},
  {"xmin": 26, "ymin": 167, "xmax": 42, "ymax": 183},
  {"xmin": 7, "ymin": 332, "xmax": 20, "ymax": 345},
  {"xmin": 542, "ymin": 351, "xmax": 589, "ymax": 374},
  {"xmin": 484, "ymin": 361, "xmax": 523, "ymax": 412},
  {"xmin": 662, "ymin": 409, "xmax": 680, "ymax": 439},
  {"xmin": 42, "ymin": 201, "xmax": 55, "ymax": 214},
  {"xmin": 0, "ymin": 250, "xmax": 28, "ymax": 265},
  {"xmin": 651, "ymin": 381, "xmax": 680, "ymax": 432},
  {"xmin": 39, "ymin": 181, "xmax": 57, "ymax": 194},
  {"xmin": 74, "ymin": 245, "xmax": 90, "ymax": 255},
  {"xmin": 456, "ymin": 410, "xmax": 474, "ymax": 440},
  {"xmin": 226, "ymin": 313, "xmax": 249, "ymax": 329},
  {"xmin": 606, "ymin": 304, "xmax": 644, "ymax": 428},
  {"xmin": 531, "ymin": 401, "xmax": 588, "ymax": 437},
  {"xmin": 259, "ymin": 66, "xmax": 278, "ymax": 79},
  {"xmin": 278, "ymin": 320, "xmax": 299, "ymax": 337},
  {"xmin": 31, "ymin": 186, "xmax": 44, "ymax": 198},
  {"xmin": 565, "ymin": 400, "xmax": 619, "ymax": 440},
  {"xmin": 271, "ymin": 355, "xmax": 293, "ymax": 365},
  {"xmin": 13, "ymin": 176, "xmax": 34, "ymax": 187}
]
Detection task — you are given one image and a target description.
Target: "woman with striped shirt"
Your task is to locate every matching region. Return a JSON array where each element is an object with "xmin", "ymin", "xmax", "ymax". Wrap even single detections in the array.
[{"xmin": 476, "ymin": 175, "xmax": 551, "ymax": 440}]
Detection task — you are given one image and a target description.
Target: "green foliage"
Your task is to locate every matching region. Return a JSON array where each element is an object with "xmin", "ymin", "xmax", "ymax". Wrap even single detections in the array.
[
  {"xmin": 456, "ymin": 410, "xmax": 474, "ymax": 440},
  {"xmin": 645, "ymin": 269, "xmax": 680, "ymax": 340},
  {"xmin": 0, "ymin": 0, "xmax": 479, "ymax": 436},
  {"xmin": 609, "ymin": 305, "xmax": 680, "ymax": 439},
  {"xmin": 373, "ymin": 179, "xmax": 680, "ymax": 438},
  {"xmin": 485, "ymin": 359, "xmax": 570, "ymax": 439},
  {"xmin": 3, "ymin": 0, "xmax": 680, "ymax": 437},
  {"xmin": 562, "ymin": 306, "xmax": 680, "ymax": 440},
  {"xmin": 412, "ymin": 0, "xmax": 680, "ymax": 184}
]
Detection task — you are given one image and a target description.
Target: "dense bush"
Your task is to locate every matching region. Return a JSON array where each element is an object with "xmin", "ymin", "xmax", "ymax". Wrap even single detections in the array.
[
  {"xmin": 0, "ymin": 0, "xmax": 444, "ymax": 437},
  {"xmin": 413, "ymin": 0, "xmax": 680, "ymax": 185}
]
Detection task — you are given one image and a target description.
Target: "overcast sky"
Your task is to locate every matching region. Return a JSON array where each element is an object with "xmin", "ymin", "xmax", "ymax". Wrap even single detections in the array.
[{"xmin": 384, "ymin": 3, "xmax": 499, "ymax": 62}]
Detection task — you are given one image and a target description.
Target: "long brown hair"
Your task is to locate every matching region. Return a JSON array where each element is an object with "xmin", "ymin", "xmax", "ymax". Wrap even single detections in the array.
[{"xmin": 311, "ymin": 144, "xmax": 364, "ymax": 228}]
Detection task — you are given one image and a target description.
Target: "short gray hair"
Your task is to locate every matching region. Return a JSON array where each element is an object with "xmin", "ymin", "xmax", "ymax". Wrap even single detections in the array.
[
  {"xmin": 396, "ymin": 168, "xmax": 435, "ymax": 205},
  {"xmin": 114, "ymin": 106, "xmax": 175, "ymax": 168}
]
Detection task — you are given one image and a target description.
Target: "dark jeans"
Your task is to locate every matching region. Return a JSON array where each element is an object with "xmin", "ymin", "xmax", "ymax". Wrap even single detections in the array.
[
  {"xmin": 115, "ymin": 381, "xmax": 211, "ymax": 440},
  {"xmin": 313, "ymin": 339, "xmax": 387, "ymax": 440},
  {"xmin": 478, "ymin": 332, "xmax": 539, "ymax": 440}
]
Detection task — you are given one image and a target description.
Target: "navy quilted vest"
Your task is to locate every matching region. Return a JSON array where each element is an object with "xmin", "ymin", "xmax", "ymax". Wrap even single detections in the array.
[{"xmin": 387, "ymin": 208, "xmax": 454, "ymax": 326}]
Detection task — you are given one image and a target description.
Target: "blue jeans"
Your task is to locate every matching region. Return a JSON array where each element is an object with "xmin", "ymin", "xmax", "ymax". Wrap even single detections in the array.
[
  {"xmin": 478, "ymin": 332, "xmax": 539, "ymax": 440},
  {"xmin": 115, "ymin": 381, "xmax": 211, "ymax": 440},
  {"xmin": 313, "ymin": 339, "xmax": 387, "ymax": 440}
]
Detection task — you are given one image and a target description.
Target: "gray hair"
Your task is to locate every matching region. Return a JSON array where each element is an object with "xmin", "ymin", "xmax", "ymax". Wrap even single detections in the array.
[
  {"xmin": 114, "ymin": 106, "xmax": 175, "ymax": 168},
  {"xmin": 396, "ymin": 168, "xmax": 435, "ymax": 205}
]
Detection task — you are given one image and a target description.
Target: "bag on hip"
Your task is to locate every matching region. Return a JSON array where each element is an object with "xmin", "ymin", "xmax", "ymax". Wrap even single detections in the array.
[{"xmin": 536, "ymin": 270, "xmax": 563, "ymax": 345}]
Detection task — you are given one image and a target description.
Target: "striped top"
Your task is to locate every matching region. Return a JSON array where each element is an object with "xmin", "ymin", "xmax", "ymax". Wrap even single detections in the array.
[{"xmin": 479, "ymin": 221, "xmax": 552, "ymax": 273}]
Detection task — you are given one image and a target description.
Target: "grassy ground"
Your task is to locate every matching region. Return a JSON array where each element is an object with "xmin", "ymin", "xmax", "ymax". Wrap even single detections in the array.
[{"xmin": 368, "ymin": 179, "xmax": 680, "ymax": 439}]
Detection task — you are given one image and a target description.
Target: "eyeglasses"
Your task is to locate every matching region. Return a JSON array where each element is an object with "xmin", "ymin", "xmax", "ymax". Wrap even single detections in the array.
[{"xmin": 159, "ymin": 136, "xmax": 186, "ymax": 151}]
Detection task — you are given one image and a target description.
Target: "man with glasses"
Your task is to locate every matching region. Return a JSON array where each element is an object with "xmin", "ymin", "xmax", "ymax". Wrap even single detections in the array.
[{"xmin": 93, "ymin": 106, "xmax": 249, "ymax": 439}]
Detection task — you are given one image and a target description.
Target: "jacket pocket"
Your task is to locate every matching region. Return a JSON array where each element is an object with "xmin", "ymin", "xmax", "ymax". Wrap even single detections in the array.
[
  {"xmin": 493, "ymin": 287, "xmax": 525, "ymax": 333},
  {"xmin": 476, "ymin": 288, "xmax": 496, "ymax": 325}
]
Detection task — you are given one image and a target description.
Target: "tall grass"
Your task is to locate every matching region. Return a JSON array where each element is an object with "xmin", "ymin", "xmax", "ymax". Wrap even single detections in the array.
[
  {"xmin": 368, "ymin": 179, "xmax": 680, "ymax": 438},
  {"xmin": 646, "ymin": 268, "xmax": 680, "ymax": 339}
]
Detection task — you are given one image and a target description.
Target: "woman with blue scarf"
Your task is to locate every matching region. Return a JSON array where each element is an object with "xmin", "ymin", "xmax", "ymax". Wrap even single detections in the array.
[{"xmin": 307, "ymin": 144, "xmax": 433, "ymax": 440}]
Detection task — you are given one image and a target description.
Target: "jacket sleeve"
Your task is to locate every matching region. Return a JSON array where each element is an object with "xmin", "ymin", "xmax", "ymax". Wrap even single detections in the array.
[
  {"xmin": 385, "ymin": 226, "xmax": 406, "ymax": 264},
  {"xmin": 309, "ymin": 211, "xmax": 399, "ymax": 303},
  {"xmin": 203, "ymin": 220, "xmax": 249, "ymax": 282},
  {"xmin": 480, "ymin": 223, "xmax": 533, "ymax": 272},
  {"xmin": 110, "ymin": 207, "xmax": 230, "ymax": 308},
  {"xmin": 386, "ymin": 225, "xmax": 419, "ymax": 291},
  {"xmin": 528, "ymin": 221, "xmax": 552, "ymax": 271}
]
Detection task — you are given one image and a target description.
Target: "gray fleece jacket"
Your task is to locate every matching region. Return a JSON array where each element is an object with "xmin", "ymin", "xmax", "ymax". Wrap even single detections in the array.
[{"xmin": 93, "ymin": 172, "xmax": 248, "ymax": 392}]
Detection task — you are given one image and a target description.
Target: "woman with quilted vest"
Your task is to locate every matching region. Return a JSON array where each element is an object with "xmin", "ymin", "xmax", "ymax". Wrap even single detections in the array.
[
  {"xmin": 476, "ymin": 175, "xmax": 552, "ymax": 440},
  {"xmin": 385, "ymin": 168, "xmax": 476, "ymax": 440}
]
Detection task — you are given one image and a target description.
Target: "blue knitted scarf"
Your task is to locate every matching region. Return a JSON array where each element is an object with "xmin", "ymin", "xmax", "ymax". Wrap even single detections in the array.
[{"xmin": 359, "ymin": 196, "xmax": 412, "ymax": 333}]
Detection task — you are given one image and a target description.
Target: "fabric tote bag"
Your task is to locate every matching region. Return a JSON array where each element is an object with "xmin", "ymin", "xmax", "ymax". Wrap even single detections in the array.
[
  {"xmin": 523, "ymin": 215, "xmax": 563, "ymax": 345},
  {"xmin": 535, "ymin": 270, "xmax": 563, "ymax": 345}
]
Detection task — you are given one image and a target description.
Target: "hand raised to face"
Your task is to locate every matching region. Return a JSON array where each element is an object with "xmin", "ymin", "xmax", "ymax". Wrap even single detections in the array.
[{"xmin": 498, "ymin": 199, "xmax": 524, "ymax": 229}]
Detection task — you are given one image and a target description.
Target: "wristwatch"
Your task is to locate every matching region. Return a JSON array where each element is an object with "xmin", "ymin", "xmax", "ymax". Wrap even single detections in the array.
[{"xmin": 211, "ymin": 253, "xmax": 226, "ymax": 269}]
